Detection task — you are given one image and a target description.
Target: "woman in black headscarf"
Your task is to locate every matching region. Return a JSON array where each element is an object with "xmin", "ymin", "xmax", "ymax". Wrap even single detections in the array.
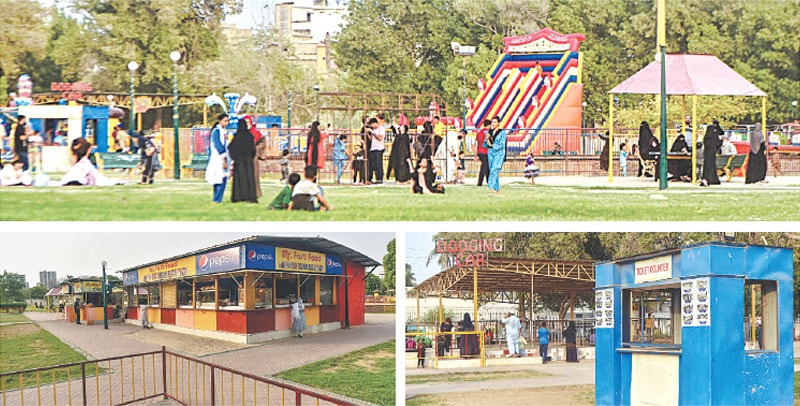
[
  {"xmin": 668, "ymin": 134, "xmax": 691, "ymax": 181},
  {"xmin": 638, "ymin": 121, "xmax": 654, "ymax": 177},
  {"xmin": 305, "ymin": 121, "xmax": 322, "ymax": 168},
  {"xmin": 387, "ymin": 125, "xmax": 412, "ymax": 183},
  {"xmin": 417, "ymin": 121, "xmax": 435, "ymax": 160},
  {"xmin": 563, "ymin": 321, "xmax": 578, "ymax": 363},
  {"xmin": 599, "ymin": 131, "xmax": 610, "ymax": 172},
  {"xmin": 458, "ymin": 312, "xmax": 479, "ymax": 357},
  {"xmin": 745, "ymin": 123, "xmax": 767, "ymax": 184},
  {"xmin": 408, "ymin": 157, "xmax": 444, "ymax": 194},
  {"xmin": 228, "ymin": 118, "xmax": 258, "ymax": 203},
  {"xmin": 701, "ymin": 120, "xmax": 723, "ymax": 186}
]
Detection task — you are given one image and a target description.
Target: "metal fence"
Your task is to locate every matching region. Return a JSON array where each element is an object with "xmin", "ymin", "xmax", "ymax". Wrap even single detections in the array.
[{"xmin": 0, "ymin": 347, "xmax": 348, "ymax": 406}]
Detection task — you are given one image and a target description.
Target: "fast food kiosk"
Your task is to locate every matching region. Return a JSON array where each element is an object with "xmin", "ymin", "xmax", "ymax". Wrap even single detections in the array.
[
  {"xmin": 595, "ymin": 242, "xmax": 793, "ymax": 405},
  {"xmin": 119, "ymin": 236, "xmax": 377, "ymax": 343}
]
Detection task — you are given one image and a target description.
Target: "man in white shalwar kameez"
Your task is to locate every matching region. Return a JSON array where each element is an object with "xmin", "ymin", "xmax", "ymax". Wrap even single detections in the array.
[
  {"xmin": 433, "ymin": 130, "xmax": 459, "ymax": 183},
  {"xmin": 205, "ymin": 114, "xmax": 230, "ymax": 203},
  {"xmin": 501, "ymin": 311, "xmax": 522, "ymax": 357},
  {"xmin": 291, "ymin": 298, "xmax": 306, "ymax": 337}
]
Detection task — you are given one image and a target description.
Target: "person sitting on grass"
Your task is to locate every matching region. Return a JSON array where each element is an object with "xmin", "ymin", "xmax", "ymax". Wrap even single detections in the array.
[
  {"xmin": 268, "ymin": 173, "xmax": 301, "ymax": 210},
  {"xmin": 288, "ymin": 165, "xmax": 334, "ymax": 211},
  {"xmin": 408, "ymin": 157, "xmax": 444, "ymax": 194},
  {"xmin": 0, "ymin": 159, "xmax": 32, "ymax": 186},
  {"xmin": 59, "ymin": 138, "xmax": 124, "ymax": 186}
]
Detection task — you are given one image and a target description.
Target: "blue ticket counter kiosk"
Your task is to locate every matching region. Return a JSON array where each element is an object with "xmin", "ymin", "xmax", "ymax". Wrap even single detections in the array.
[{"xmin": 595, "ymin": 243, "xmax": 794, "ymax": 405}]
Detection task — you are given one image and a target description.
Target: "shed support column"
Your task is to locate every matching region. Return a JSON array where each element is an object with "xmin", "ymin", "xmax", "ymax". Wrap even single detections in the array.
[
  {"xmin": 692, "ymin": 96, "xmax": 697, "ymax": 184},
  {"xmin": 473, "ymin": 264, "xmax": 478, "ymax": 327},
  {"xmin": 530, "ymin": 271, "xmax": 535, "ymax": 339},
  {"xmin": 608, "ymin": 94, "xmax": 614, "ymax": 183},
  {"xmin": 569, "ymin": 292, "xmax": 576, "ymax": 320},
  {"xmin": 762, "ymin": 97, "xmax": 767, "ymax": 143}
]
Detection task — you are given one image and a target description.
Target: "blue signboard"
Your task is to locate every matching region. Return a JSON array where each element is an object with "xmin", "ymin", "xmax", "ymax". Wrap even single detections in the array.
[
  {"xmin": 196, "ymin": 247, "xmax": 242, "ymax": 275},
  {"xmin": 122, "ymin": 270, "xmax": 139, "ymax": 286},
  {"xmin": 244, "ymin": 244, "xmax": 276, "ymax": 270},
  {"xmin": 326, "ymin": 255, "xmax": 343, "ymax": 275}
]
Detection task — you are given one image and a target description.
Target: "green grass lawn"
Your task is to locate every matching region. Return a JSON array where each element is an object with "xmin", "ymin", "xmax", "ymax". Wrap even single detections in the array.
[
  {"xmin": 0, "ymin": 323, "xmax": 101, "ymax": 391},
  {"xmin": 276, "ymin": 341, "xmax": 394, "ymax": 406},
  {"xmin": 1, "ymin": 179, "xmax": 798, "ymax": 221},
  {"xmin": 0, "ymin": 313, "xmax": 30, "ymax": 323}
]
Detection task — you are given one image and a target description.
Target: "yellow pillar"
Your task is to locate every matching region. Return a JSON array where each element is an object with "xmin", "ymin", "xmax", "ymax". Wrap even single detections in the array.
[
  {"xmin": 751, "ymin": 285, "xmax": 757, "ymax": 343},
  {"xmin": 243, "ymin": 272, "xmax": 255, "ymax": 310},
  {"xmin": 472, "ymin": 264, "xmax": 478, "ymax": 331},
  {"xmin": 691, "ymin": 96, "xmax": 697, "ymax": 184},
  {"xmin": 137, "ymin": 113, "xmax": 142, "ymax": 133},
  {"xmin": 762, "ymin": 97, "xmax": 767, "ymax": 140},
  {"xmin": 608, "ymin": 94, "xmax": 615, "ymax": 183},
  {"xmin": 203, "ymin": 105, "xmax": 208, "ymax": 128}
]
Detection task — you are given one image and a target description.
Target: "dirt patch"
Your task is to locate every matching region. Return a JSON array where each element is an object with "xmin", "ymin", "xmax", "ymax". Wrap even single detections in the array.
[
  {"xmin": 406, "ymin": 369, "xmax": 550, "ymax": 384},
  {"xmin": 125, "ymin": 329, "xmax": 250, "ymax": 357},
  {"xmin": 0, "ymin": 323, "xmax": 39, "ymax": 338},
  {"xmin": 407, "ymin": 384, "xmax": 595, "ymax": 406},
  {"xmin": 352, "ymin": 350, "xmax": 393, "ymax": 372}
]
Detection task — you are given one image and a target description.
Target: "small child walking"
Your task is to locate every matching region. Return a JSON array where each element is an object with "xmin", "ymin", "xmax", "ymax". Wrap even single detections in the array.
[
  {"xmin": 417, "ymin": 338, "xmax": 426, "ymax": 368},
  {"xmin": 523, "ymin": 153, "xmax": 539, "ymax": 185},
  {"xmin": 769, "ymin": 146, "xmax": 783, "ymax": 178},
  {"xmin": 279, "ymin": 149, "xmax": 290, "ymax": 182},
  {"xmin": 620, "ymin": 143, "xmax": 629, "ymax": 176}
]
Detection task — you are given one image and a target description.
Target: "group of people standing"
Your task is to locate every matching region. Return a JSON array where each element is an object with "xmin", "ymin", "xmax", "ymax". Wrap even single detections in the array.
[{"xmin": 205, "ymin": 113, "xmax": 267, "ymax": 204}]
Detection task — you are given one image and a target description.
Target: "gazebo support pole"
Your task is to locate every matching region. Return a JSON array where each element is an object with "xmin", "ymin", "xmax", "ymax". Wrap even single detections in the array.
[
  {"xmin": 473, "ymin": 264, "xmax": 478, "ymax": 328},
  {"xmin": 692, "ymin": 96, "xmax": 697, "ymax": 184},
  {"xmin": 658, "ymin": 45, "xmax": 668, "ymax": 191},
  {"xmin": 438, "ymin": 293, "xmax": 442, "ymax": 368},
  {"xmin": 681, "ymin": 96, "xmax": 686, "ymax": 143},
  {"xmin": 570, "ymin": 292, "xmax": 576, "ymax": 320},
  {"xmin": 530, "ymin": 271, "xmax": 535, "ymax": 341},
  {"xmin": 608, "ymin": 94, "xmax": 614, "ymax": 184},
  {"xmin": 762, "ymin": 97, "xmax": 767, "ymax": 142},
  {"xmin": 416, "ymin": 290, "xmax": 421, "ymax": 337}
]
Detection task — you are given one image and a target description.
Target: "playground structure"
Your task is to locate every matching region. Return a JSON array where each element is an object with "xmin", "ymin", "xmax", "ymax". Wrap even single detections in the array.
[
  {"xmin": 595, "ymin": 242, "xmax": 794, "ymax": 405},
  {"xmin": 468, "ymin": 28, "xmax": 585, "ymax": 155}
]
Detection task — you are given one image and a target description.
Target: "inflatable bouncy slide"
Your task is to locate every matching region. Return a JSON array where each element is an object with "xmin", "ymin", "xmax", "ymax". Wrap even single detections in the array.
[{"xmin": 468, "ymin": 29, "xmax": 585, "ymax": 154}]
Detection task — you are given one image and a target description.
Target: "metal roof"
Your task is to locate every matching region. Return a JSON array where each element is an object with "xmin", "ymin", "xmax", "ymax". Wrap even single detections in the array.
[
  {"xmin": 609, "ymin": 54, "xmax": 766, "ymax": 96},
  {"xmin": 118, "ymin": 235, "xmax": 381, "ymax": 274}
]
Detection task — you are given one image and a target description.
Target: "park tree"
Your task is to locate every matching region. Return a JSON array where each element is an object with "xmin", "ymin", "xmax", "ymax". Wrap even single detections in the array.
[
  {"xmin": 0, "ymin": 0, "xmax": 52, "ymax": 101},
  {"xmin": 48, "ymin": 0, "xmax": 242, "ymax": 93},
  {"xmin": 405, "ymin": 264, "xmax": 416, "ymax": 288},
  {"xmin": 382, "ymin": 239, "xmax": 396, "ymax": 293},
  {"xmin": 0, "ymin": 271, "xmax": 27, "ymax": 304},
  {"xmin": 365, "ymin": 273, "xmax": 384, "ymax": 295},
  {"xmin": 27, "ymin": 286, "xmax": 48, "ymax": 301}
]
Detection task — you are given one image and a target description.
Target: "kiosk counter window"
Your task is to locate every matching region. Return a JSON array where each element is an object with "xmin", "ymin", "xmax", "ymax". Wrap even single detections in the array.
[
  {"xmin": 299, "ymin": 276, "xmax": 315, "ymax": 305},
  {"xmin": 146, "ymin": 285, "xmax": 160, "ymax": 306},
  {"xmin": 218, "ymin": 275, "xmax": 243, "ymax": 309},
  {"xmin": 320, "ymin": 277, "xmax": 334, "ymax": 305},
  {"xmin": 195, "ymin": 279, "xmax": 217, "ymax": 309},
  {"xmin": 254, "ymin": 277, "xmax": 273, "ymax": 309},
  {"xmin": 744, "ymin": 279, "xmax": 778, "ymax": 351},
  {"xmin": 622, "ymin": 286, "xmax": 680, "ymax": 347},
  {"xmin": 177, "ymin": 280, "xmax": 193, "ymax": 308},
  {"xmin": 275, "ymin": 275, "xmax": 297, "ymax": 306}
]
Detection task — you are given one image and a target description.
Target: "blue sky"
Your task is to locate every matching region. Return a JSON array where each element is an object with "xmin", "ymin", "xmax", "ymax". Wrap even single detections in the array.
[{"xmin": 406, "ymin": 232, "xmax": 442, "ymax": 284}]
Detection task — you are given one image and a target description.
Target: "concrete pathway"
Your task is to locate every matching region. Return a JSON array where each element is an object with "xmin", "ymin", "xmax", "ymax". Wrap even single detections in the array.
[
  {"xmin": 405, "ymin": 360, "xmax": 595, "ymax": 399},
  {"xmin": 10, "ymin": 312, "xmax": 394, "ymax": 405}
]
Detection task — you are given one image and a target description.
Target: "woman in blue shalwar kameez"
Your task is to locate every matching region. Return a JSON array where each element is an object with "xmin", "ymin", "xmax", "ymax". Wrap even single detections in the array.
[
  {"xmin": 291, "ymin": 298, "xmax": 307, "ymax": 337},
  {"xmin": 486, "ymin": 116, "xmax": 506, "ymax": 196}
]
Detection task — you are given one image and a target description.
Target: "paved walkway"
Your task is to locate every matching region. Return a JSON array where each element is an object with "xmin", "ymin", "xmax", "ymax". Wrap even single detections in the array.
[
  {"xmin": 405, "ymin": 360, "xmax": 595, "ymax": 399},
  {"xmin": 12, "ymin": 312, "xmax": 394, "ymax": 405}
]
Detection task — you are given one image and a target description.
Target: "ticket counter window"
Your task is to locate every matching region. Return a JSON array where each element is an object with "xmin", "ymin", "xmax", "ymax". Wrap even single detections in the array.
[
  {"xmin": 744, "ymin": 280, "xmax": 778, "ymax": 351},
  {"xmin": 254, "ymin": 277, "xmax": 273, "ymax": 309},
  {"xmin": 275, "ymin": 276, "xmax": 298, "ymax": 306},
  {"xmin": 320, "ymin": 277, "xmax": 334, "ymax": 305},
  {"xmin": 146, "ymin": 285, "xmax": 160, "ymax": 306},
  {"xmin": 299, "ymin": 276, "xmax": 315, "ymax": 305},
  {"xmin": 178, "ymin": 280, "xmax": 193, "ymax": 308},
  {"xmin": 623, "ymin": 287, "xmax": 680, "ymax": 346}
]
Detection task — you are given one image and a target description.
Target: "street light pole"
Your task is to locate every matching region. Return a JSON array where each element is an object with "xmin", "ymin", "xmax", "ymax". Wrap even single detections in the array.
[
  {"xmin": 793, "ymin": 100, "xmax": 798, "ymax": 120},
  {"xmin": 126, "ymin": 61, "xmax": 139, "ymax": 136},
  {"xmin": 101, "ymin": 260, "xmax": 108, "ymax": 330},
  {"xmin": 170, "ymin": 51, "xmax": 181, "ymax": 180}
]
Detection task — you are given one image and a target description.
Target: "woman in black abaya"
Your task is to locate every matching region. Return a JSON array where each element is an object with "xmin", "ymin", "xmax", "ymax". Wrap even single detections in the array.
[
  {"xmin": 638, "ymin": 121, "xmax": 655, "ymax": 177},
  {"xmin": 387, "ymin": 125, "xmax": 412, "ymax": 183},
  {"xmin": 668, "ymin": 134, "xmax": 691, "ymax": 181},
  {"xmin": 564, "ymin": 321, "xmax": 579, "ymax": 363},
  {"xmin": 599, "ymin": 131, "xmax": 610, "ymax": 172},
  {"xmin": 745, "ymin": 123, "xmax": 767, "ymax": 184},
  {"xmin": 228, "ymin": 118, "xmax": 258, "ymax": 203},
  {"xmin": 701, "ymin": 120, "xmax": 723, "ymax": 186},
  {"xmin": 458, "ymin": 313, "xmax": 479, "ymax": 357}
]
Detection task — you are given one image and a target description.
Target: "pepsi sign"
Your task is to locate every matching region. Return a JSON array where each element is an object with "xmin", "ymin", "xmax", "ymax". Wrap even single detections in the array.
[
  {"xmin": 196, "ymin": 247, "xmax": 242, "ymax": 275},
  {"xmin": 123, "ymin": 270, "xmax": 139, "ymax": 286},
  {"xmin": 326, "ymin": 255, "xmax": 343, "ymax": 275},
  {"xmin": 244, "ymin": 244, "xmax": 276, "ymax": 270}
]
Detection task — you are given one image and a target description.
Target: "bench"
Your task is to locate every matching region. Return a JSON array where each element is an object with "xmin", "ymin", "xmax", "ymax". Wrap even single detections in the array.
[
  {"xmin": 716, "ymin": 154, "xmax": 747, "ymax": 182},
  {"xmin": 181, "ymin": 154, "xmax": 209, "ymax": 178},
  {"xmin": 94, "ymin": 152, "xmax": 141, "ymax": 175}
]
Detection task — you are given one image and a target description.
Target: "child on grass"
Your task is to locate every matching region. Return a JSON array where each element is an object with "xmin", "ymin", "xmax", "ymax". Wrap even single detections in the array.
[
  {"xmin": 268, "ymin": 173, "xmax": 300, "ymax": 210},
  {"xmin": 289, "ymin": 165, "xmax": 334, "ymax": 211},
  {"xmin": 279, "ymin": 149, "xmax": 290, "ymax": 182},
  {"xmin": 523, "ymin": 153, "xmax": 539, "ymax": 185}
]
